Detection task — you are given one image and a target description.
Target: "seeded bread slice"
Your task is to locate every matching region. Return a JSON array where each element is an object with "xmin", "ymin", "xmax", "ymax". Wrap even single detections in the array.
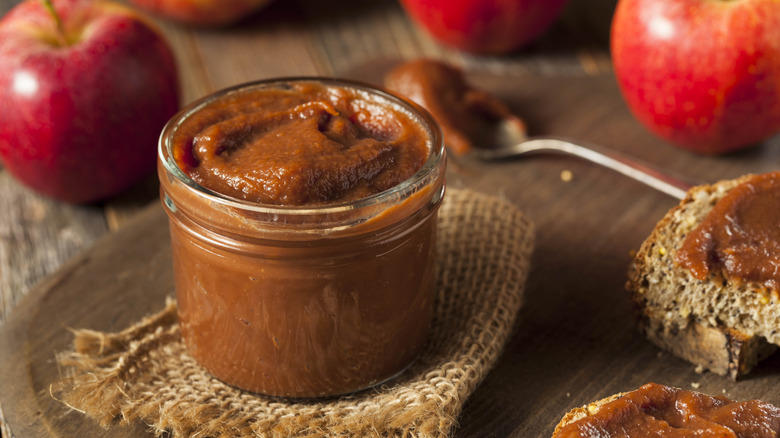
[{"xmin": 627, "ymin": 174, "xmax": 780, "ymax": 379}]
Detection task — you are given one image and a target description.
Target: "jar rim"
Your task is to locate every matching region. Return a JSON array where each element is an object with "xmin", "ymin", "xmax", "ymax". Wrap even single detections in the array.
[{"xmin": 158, "ymin": 76, "xmax": 445, "ymax": 217}]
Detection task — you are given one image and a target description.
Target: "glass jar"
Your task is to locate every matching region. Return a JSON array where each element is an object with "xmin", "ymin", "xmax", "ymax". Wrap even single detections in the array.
[{"xmin": 157, "ymin": 78, "xmax": 445, "ymax": 398}]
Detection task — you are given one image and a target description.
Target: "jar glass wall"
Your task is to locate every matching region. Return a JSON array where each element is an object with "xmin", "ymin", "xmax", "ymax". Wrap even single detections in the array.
[{"xmin": 158, "ymin": 78, "xmax": 445, "ymax": 398}]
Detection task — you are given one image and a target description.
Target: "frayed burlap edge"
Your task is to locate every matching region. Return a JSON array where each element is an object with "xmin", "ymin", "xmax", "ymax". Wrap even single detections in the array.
[{"xmin": 51, "ymin": 188, "xmax": 535, "ymax": 438}]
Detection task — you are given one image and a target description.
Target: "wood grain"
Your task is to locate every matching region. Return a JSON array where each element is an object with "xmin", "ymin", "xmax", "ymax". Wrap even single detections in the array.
[
  {"xmin": 0, "ymin": 174, "xmax": 107, "ymax": 325},
  {"xmin": 0, "ymin": 203, "xmax": 172, "ymax": 438}
]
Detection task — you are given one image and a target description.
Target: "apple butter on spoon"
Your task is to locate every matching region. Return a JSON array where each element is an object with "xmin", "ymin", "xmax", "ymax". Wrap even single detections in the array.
[
  {"xmin": 384, "ymin": 59, "xmax": 692, "ymax": 200},
  {"xmin": 384, "ymin": 58, "xmax": 527, "ymax": 156}
]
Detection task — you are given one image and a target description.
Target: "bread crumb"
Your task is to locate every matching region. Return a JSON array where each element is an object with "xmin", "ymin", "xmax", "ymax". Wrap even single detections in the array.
[
  {"xmin": 691, "ymin": 382, "xmax": 700, "ymax": 389},
  {"xmin": 694, "ymin": 364, "xmax": 704, "ymax": 374},
  {"xmin": 560, "ymin": 170, "xmax": 573, "ymax": 182},
  {"xmin": 587, "ymin": 403, "xmax": 599, "ymax": 414},
  {"xmin": 566, "ymin": 392, "xmax": 571, "ymax": 397},
  {"xmin": 722, "ymin": 389, "xmax": 727, "ymax": 394}
]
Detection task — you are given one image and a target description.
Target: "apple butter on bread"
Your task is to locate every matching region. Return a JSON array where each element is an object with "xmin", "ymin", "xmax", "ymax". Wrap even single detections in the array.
[
  {"xmin": 553, "ymin": 383, "xmax": 780, "ymax": 437},
  {"xmin": 676, "ymin": 172, "xmax": 780, "ymax": 292},
  {"xmin": 627, "ymin": 173, "xmax": 780, "ymax": 378}
]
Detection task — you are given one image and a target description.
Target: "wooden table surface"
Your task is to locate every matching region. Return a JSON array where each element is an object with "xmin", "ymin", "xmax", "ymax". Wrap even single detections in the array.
[{"xmin": 2, "ymin": 1, "xmax": 780, "ymax": 437}]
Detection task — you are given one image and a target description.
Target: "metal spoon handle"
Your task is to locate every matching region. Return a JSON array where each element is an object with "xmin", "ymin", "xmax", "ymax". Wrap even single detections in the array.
[{"xmin": 478, "ymin": 137, "xmax": 692, "ymax": 200}]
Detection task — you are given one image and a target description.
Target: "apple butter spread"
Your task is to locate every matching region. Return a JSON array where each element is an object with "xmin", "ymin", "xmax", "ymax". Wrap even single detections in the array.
[
  {"xmin": 384, "ymin": 58, "xmax": 526, "ymax": 156},
  {"xmin": 157, "ymin": 78, "xmax": 446, "ymax": 398},
  {"xmin": 676, "ymin": 172, "xmax": 780, "ymax": 292},
  {"xmin": 172, "ymin": 82, "xmax": 430, "ymax": 205},
  {"xmin": 555, "ymin": 383, "xmax": 780, "ymax": 437}
]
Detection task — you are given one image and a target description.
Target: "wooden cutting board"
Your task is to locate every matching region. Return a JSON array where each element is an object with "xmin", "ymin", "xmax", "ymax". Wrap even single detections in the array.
[{"xmin": 2, "ymin": 71, "xmax": 780, "ymax": 437}]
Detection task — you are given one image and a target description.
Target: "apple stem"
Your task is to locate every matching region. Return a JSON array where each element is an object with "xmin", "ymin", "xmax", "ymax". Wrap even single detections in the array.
[{"xmin": 41, "ymin": 0, "xmax": 68, "ymax": 46}]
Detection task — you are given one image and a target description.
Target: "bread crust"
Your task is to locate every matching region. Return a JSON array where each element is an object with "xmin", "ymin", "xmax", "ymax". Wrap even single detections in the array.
[
  {"xmin": 638, "ymin": 309, "xmax": 776, "ymax": 378},
  {"xmin": 627, "ymin": 174, "xmax": 780, "ymax": 379},
  {"xmin": 551, "ymin": 392, "xmax": 625, "ymax": 437}
]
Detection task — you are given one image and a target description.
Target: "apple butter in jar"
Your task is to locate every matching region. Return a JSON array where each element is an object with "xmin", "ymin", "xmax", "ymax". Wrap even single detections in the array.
[{"xmin": 157, "ymin": 78, "xmax": 445, "ymax": 398}]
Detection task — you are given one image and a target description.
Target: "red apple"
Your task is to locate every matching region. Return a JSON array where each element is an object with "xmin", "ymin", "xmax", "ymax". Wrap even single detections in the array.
[
  {"xmin": 399, "ymin": 0, "xmax": 568, "ymax": 54},
  {"xmin": 0, "ymin": 0, "xmax": 180, "ymax": 203},
  {"xmin": 127, "ymin": 0, "xmax": 274, "ymax": 27},
  {"xmin": 611, "ymin": 0, "xmax": 780, "ymax": 154}
]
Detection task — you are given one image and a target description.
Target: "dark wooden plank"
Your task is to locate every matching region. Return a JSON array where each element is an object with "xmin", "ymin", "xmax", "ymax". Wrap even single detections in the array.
[
  {"xmin": 0, "ymin": 203, "xmax": 172, "ymax": 438},
  {"xmin": 190, "ymin": 1, "xmax": 324, "ymax": 88},
  {"xmin": 0, "ymin": 174, "xmax": 108, "ymax": 327},
  {"xmin": 1, "ymin": 72, "xmax": 778, "ymax": 438},
  {"xmin": 299, "ymin": 0, "xmax": 617, "ymax": 78},
  {"xmin": 0, "ymin": 0, "xmax": 14, "ymax": 15}
]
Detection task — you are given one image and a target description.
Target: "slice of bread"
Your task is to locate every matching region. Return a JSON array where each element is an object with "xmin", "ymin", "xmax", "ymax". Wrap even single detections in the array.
[
  {"xmin": 627, "ymin": 174, "xmax": 779, "ymax": 379},
  {"xmin": 551, "ymin": 383, "xmax": 780, "ymax": 437},
  {"xmin": 552, "ymin": 392, "xmax": 626, "ymax": 437}
]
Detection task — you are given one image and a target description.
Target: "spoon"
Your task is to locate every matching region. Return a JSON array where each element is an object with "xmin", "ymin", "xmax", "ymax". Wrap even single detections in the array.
[
  {"xmin": 470, "ymin": 119, "xmax": 693, "ymax": 200},
  {"xmin": 378, "ymin": 58, "xmax": 694, "ymax": 199}
]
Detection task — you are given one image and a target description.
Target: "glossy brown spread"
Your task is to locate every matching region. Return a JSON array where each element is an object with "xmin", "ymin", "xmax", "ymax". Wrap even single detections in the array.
[
  {"xmin": 384, "ymin": 58, "xmax": 526, "ymax": 156},
  {"xmin": 161, "ymin": 80, "xmax": 443, "ymax": 398},
  {"xmin": 676, "ymin": 172, "xmax": 780, "ymax": 291},
  {"xmin": 555, "ymin": 383, "xmax": 780, "ymax": 437},
  {"xmin": 172, "ymin": 82, "xmax": 429, "ymax": 205},
  {"xmin": 170, "ymin": 215, "xmax": 437, "ymax": 398}
]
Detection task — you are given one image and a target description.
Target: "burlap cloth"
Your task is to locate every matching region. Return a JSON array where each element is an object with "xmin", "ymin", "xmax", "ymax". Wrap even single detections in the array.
[{"xmin": 51, "ymin": 188, "xmax": 535, "ymax": 437}]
